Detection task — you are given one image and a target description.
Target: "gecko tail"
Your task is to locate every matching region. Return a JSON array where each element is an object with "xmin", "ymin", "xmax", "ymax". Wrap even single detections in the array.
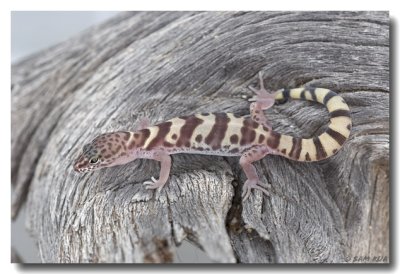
[{"xmin": 267, "ymin": 87, "xmax": 352, "ymax": 162}]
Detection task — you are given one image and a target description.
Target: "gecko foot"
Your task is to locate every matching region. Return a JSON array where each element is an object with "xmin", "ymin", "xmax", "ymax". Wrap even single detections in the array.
[
  {"xmin": 242, "ymin": 179, "xmax": 271, "ymax": 202},
  {"xmin": 143, "ymin": 177, "xmax": 166, "ymax": 190},
  {"xmin": 248, "ymin": 72, "xmax": 279, "ymax": 110}
]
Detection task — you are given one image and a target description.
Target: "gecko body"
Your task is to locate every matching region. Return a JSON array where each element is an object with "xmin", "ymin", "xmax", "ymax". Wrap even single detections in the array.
[{"xmin": 74, "ymin": 73, "xmax": 351, "ymax": 200}]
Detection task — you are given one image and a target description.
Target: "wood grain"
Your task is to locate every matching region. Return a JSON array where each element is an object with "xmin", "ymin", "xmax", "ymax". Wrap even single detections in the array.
[{"xmin": 11, "ymin": 11, "xmax": 389, "ymax": 263}]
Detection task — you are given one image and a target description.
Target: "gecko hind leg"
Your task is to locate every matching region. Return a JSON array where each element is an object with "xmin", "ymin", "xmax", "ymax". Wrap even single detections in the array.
[
  {"xmin": 239, "ymin": 146, "xmax": 272, "ymax": 201},
  {"xmin": 248, "ymin": 72, "xmax": 280, "ymax": 130},
  {"xmin": 143, "ymin": 151, "xmax": 172, "ymax": 191}
]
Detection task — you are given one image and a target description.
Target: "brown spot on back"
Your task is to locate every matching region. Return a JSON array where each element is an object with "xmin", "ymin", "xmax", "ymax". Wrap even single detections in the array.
[
  {"xmin": 267, "ymin": 131, "xmax": 281, "ymax": 149},
  {"xmin": 136, "ymin": 129, "xmax": 150, "ymax": 147},
  {"xmin": 128, "ymin": 141, "xmax": 136, "ymax": 149},
  {"xmin": 122, "ymin": 132, "xmax": 130, "ymax": 141},
  {"xmin": 281, "ymin": 148, "xmax": 286, "ymax": 154},
  {"xmin": 146, "ymin": 122, "xmax": 173, "ymax": 150},
  {"xmin": 195, "ymin": 134, "xmax": 203, "ymax": 143},
  {"xmin": 244, "ymin": 118, "xmax": 259, "ymax": 129},
  {"xmin": 240, "ymin": 127, "xmax": 256, "ymax": 146},
  {"xmin": 176, "ymin": 115, "xmax": 204, "ymax": 147},
  {"xmin": 305, "ymin": 152, "xmax": 311, "ymax": 161},
  {"xmin": 233, "ymin": 113, "xmax": 241, "ymax": 118},
  {"xmin": 163, "ymin": 141, "xmax": 174, "ymax": 147},
  {"xmin": 204, "ymin": 113, "xmax": 230, "ymax": 150},
  {"xmin": 230, "ymin": 134, "xmax": 239, "ymax": 144},
  {"xmin": 172, "ymin": 133, "xmax": 177, "ymax": 140},
  {"xmin": 258, "ymin": 134, "xmax": 265, "ymax": 143},
  {"xmin": 346, "ymin": 124, "xmax": 351, "ymax": 130},
  {"xmin": 240, "ymin": 118, "xmax": 258, "ymax": 146},
  {"xmin": 332, "ymin": 149, "xmax": 338, "ymax": 154}
]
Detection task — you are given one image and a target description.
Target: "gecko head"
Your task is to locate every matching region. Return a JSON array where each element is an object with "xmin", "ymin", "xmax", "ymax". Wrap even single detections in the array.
[{"xmin": 73, "ymin": 132, "xmax": 131, "ymax": 173}]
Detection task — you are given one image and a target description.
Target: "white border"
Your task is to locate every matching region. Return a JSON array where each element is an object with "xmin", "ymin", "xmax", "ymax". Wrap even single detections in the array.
[{"xmin": 2, "ymin": 0, "xmax": 397, "ymax": 273}]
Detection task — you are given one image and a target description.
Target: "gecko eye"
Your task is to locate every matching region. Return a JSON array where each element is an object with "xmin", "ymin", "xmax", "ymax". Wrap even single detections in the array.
[{"xmin": 89, "ymin": 157, "xmax": 99, "ymax": 164}]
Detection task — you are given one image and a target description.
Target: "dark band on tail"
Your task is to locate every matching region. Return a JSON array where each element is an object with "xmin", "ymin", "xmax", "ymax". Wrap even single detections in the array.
[
  {"xmin": 271, "ymin": 87, "xmax": 352, "ymax": 162},
  {"xmin": 275, "ymin": 88, "xmax": 290, "ymax": 105}
]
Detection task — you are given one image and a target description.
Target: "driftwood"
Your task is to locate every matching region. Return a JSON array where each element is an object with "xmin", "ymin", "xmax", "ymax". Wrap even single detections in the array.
[{"xmin": 11, "ymin": 11, "xmax": 389, "ymax": 263}]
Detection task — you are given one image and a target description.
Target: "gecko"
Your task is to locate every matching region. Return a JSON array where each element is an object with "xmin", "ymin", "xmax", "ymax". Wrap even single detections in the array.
[{"xmin": 73, "ymin": 72, "xmax": 352, "ymax": 201}]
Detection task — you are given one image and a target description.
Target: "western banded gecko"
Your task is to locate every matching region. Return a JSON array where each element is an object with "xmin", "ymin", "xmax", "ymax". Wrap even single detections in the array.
[{"xmin": 74, "ymin": 72, "xmax": 351, "ymax": 201}]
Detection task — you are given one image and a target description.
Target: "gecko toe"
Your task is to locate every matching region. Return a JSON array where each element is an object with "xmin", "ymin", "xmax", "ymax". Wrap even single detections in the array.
[
  {"xmin": 242, "ymin": 179, "xmax": 271, "ymax": 201},
  {"xmin": 248, "ymin": 85, "xmax": 260, "ymax": 93},
  {"xmin": 254, "ymin": 185, "xmax": 271, "ymax": 197},
  {"xmin": 242, "ymin": 186, "xmax": 251, "ymax": 202},
  {"xmin": 257, "ymin": 181, "xmax": 271, "ymax": 189},
  {"xmin": 143, "ymin": 177, "xmax": 157, "ymax": 187},
  {"xmin": 143, "ymin": 177, "xmax": 166, "ymax": 191}
]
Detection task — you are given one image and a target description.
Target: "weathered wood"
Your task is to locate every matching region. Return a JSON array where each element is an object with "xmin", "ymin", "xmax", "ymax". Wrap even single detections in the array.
[{"xmin": 11, "ymin": 11, "xmax": 389, "ymax": 263}]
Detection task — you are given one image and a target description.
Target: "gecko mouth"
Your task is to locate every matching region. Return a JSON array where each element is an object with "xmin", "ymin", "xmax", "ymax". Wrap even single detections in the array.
[
  {"xmin": 73, "ymin": 159, "xmax": 105, "ymax": 173},
  {"xmin": 75, "ymin": 167, "xmax": 90, "ymax": 173},
  {"xmin": 73, "ymin": 161, "xmax": 91, "ymax": 173},
  {"xmin": 74, "ymin": 165, "xmax": 87, "ymax": 173}
]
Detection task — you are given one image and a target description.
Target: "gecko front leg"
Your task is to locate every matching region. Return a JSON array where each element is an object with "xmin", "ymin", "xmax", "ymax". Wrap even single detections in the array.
[
  {"xmin": 143, "ymin": 150, "xmax": 172, "ymax": 191},
  {"xmin": 239, "ymin": 146, "xmax": 272, "ymax": 201},
  {"xmin": 248, "ymin": 72, "xmax": 279, "ymax": 130}
]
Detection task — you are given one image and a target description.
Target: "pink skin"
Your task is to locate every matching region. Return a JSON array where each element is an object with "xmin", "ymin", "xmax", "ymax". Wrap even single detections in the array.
[
  {"xmin": 140, "ymin": 150, "xmax": 171, "ymax": 190},
  {"xmin": 238, "ymin": 72, "xmax": 279, "ymax": 200},
  {"xmin": 74, "ymin": 72, "xmax": 278, "ymax": 201},
  {"xmin": 240, "ymin": 146, "xmax": 272, "ymax": 201},
  {"xmin": 248, "ymin": 71, "xmax": 279, "ymax": 130}
]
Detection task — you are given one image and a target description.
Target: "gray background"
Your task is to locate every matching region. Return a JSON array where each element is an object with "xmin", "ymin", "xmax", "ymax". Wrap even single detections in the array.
[{"xmin": 11, "ymin": 11, "xmax": 211, "ymax": 263}]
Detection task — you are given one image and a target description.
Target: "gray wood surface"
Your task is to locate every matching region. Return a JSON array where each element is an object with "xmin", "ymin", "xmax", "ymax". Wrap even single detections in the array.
[{"xmin": 11, "ymin": 11, "xmax": 389, "ymax": 263}]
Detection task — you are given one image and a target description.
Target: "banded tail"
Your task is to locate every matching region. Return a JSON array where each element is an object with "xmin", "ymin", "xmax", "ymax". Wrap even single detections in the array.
[{"xmin": 268, "ymin": 87, "xmax": 352, "ymax": 162}]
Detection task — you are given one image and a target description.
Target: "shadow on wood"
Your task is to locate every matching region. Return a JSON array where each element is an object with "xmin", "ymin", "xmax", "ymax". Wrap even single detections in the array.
[{"xmin": 11, "ymin": 11, "xmax": 389, "ymax": 263}]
